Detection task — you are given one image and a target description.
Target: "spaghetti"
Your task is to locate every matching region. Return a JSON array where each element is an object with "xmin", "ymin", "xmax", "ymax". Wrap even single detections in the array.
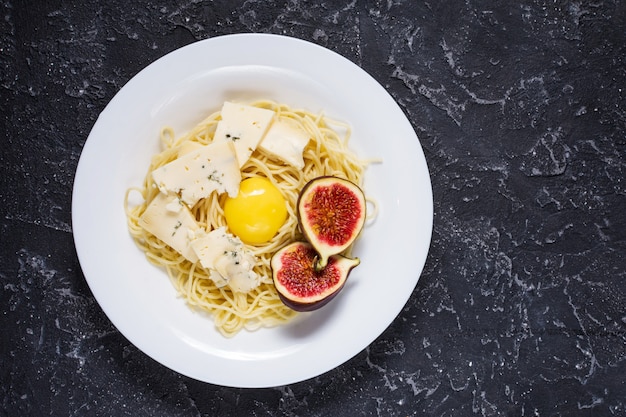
[{"xmin": 125, "ymin": 100, "xmax": 370, "ymax": 337}]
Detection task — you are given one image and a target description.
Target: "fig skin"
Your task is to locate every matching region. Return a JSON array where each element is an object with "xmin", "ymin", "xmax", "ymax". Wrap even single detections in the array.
[
  {"xmin": 271, "ymin": 241, "xmax": 360, "ymax": 312},
  {"xmin": 297, "ymin": 176, "xmax": 366, "ymax": 271}
]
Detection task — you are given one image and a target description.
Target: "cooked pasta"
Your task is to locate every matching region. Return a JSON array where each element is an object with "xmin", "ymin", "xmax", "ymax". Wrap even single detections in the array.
[{"xmin": 125, "ymin": 100, "xmax": 371, "ymax": 337}]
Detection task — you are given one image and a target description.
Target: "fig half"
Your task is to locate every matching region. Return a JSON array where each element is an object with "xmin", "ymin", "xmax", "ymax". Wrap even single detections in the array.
[
  {"xmin": 297, "ymin": 176, "xmax": 366, "ymax": 270},
  {"xmin": 271, "ymin": 241, "xmax": 360, "ymax": 312}
]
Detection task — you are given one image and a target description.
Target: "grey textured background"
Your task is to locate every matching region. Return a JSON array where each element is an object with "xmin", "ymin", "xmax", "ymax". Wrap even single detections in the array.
[{"xmin": 1, "ymin": 1, "xmax": 625, "ymax": 416}]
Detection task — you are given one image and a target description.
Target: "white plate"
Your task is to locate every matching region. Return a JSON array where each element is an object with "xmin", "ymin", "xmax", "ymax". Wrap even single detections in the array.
[{"xmin": 72, "ymin": 34, "xmax": 433, "ymax": 388}]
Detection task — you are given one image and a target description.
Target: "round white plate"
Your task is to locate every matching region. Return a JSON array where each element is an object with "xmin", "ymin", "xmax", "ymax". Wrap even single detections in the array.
[{"xmin": 72, "ymin": 33, "xmax": 433, "ymax": 388}]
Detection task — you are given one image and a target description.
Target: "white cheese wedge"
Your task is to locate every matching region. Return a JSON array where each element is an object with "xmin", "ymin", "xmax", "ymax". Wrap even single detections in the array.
[
  {"xmin": 258, "ymin": 117, "xmax": 311, "ymax": 169},
  {"xmin": 151, "ymin": 140, "xmax": 241, "ymax": 207},
  {"xmin": 213, "ymin": 102, "xmax": 275, "ymax": 167},
  {"xmin": 164, "ymin": 196, "xmax": 183, "ymax": 213},
  {"xmin": 139, "ymin": 193, "xmax": 200, "ymax": 262},
  {"xmin": 189, "ymin": 227, "xmax": 260, "ymax": 293}
]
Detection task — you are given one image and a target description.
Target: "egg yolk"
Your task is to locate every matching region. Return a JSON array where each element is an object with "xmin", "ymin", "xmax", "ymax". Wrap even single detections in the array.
[{"xmin": 224, "ymin": 177, "xmax": 288, "ymax": 244}]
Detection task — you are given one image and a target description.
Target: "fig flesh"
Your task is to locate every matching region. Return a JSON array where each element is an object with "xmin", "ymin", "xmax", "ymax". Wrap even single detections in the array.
[
  {"xmin": 297, "ymin": 176, "xmax": 366, "ymax": 270},
  {"xmin": 271, "ymin": 241, "xmax": 360, "ymax": 312}
]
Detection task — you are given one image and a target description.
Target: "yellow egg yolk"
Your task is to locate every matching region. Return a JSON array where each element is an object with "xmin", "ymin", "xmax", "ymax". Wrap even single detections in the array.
[{"xmin": 224, "ymin": 177, "xmax": 288, "ymax": 244}]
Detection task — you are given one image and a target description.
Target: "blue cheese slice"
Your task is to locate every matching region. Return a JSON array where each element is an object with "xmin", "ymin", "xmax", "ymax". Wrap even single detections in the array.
[
  {"xmin": 258, "ymin": 117, "xmax": 310, "ymax": 169},
  {"xmin": 138, "ymin": 193, "xmax": 200, "ymax": 262},
  {"xmin": 213, "ymin": 102, "xmax": 275, "ymax": 167},
  {"xmin": 189, "ymin": 227, "xmax": 260, "ymax": 293},
  {"xmin": 151, "ymin": 140, "xmax": 241, "ymax": 207}
]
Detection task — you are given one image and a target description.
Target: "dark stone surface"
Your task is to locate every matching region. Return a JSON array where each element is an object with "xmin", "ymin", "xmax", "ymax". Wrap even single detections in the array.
[{"xmin": 2, "ymin": 1, "xmax": 625, "ymax": 416}]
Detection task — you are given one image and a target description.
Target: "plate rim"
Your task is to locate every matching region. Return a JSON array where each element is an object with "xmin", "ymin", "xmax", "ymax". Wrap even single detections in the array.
[{"xmin": 72, "ymin": 33, "xmax": 433, "ymax": 387}]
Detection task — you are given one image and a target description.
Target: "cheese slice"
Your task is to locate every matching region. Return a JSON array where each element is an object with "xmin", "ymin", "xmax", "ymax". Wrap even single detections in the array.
[
  {"xmin": 139, "ymin": 193, "xmax": 200, "ymax": 262},
  {"xmin": 213, "ymin": 102, "xmax": 275, "ymax": 167},
  {"xmin": 151, "ymin": 140, "xmax": 241, "ymax": 207},
  {"xmin": 258, "ymin": 117, "xmax": 310, "ymax": 169},
  {"xmin": 189, "ymin": 227, "xmax": 260, "ymax": 293}
]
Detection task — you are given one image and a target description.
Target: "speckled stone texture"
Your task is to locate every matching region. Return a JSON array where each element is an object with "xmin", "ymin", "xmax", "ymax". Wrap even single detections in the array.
[{"xmin": 2, "ymin": 1, "xmax": 625, "ymax": 416}]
